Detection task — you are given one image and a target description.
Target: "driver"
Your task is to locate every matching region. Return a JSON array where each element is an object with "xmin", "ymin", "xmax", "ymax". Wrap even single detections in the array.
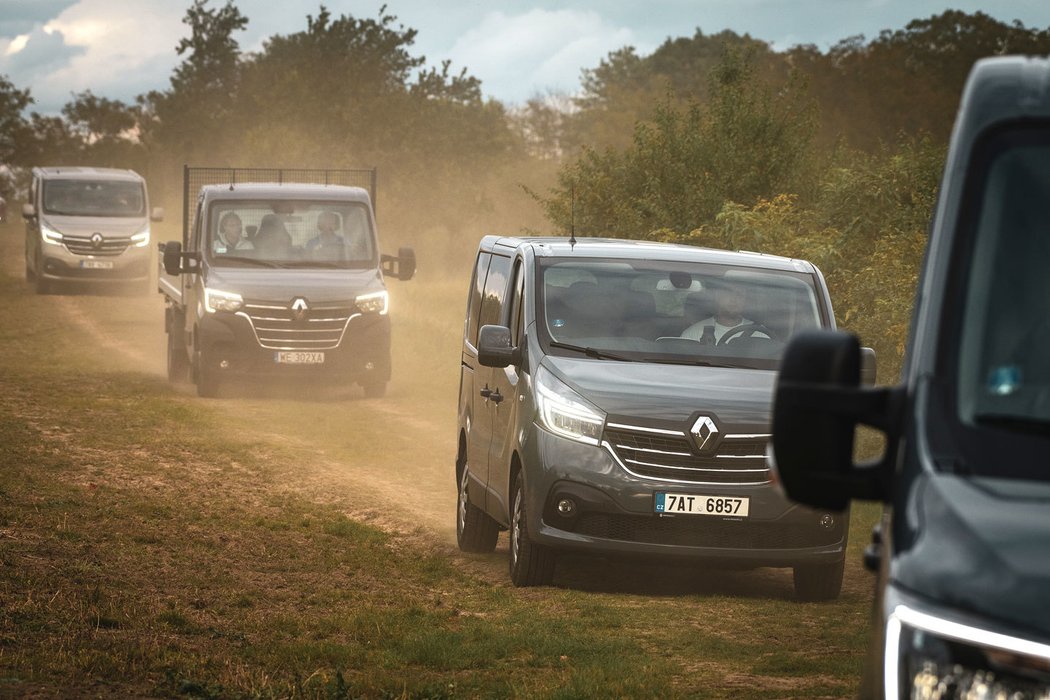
[{"xmin": 681, "ymin": 280, "xmax": 767, "ymax": 344}]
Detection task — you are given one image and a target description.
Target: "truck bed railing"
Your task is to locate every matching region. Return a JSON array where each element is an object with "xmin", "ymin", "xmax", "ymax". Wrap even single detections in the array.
[{"xmin": 182, "ymin": 166, "xmax": 377, "ymax": 246}]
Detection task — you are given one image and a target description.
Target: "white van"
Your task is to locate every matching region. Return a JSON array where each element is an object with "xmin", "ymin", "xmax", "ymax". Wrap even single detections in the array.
[{"xmin": 23, "ymin": 167, "xmax": 163, "ymax": 294}]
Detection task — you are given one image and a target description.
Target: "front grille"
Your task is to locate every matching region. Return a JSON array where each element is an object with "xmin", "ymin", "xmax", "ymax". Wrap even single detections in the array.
[
  {"xmin": 62, "ymin": 235, "xmax": 131, "ymax": 256},
  {"xmin": 241, "ymin": 299, "xmax": 358, "ymax": 350},
  {"xmin": 575, "ymin": 513, "xmax": 841, "ymax": 549},
  {"xmin": 604, "ymin": 424, "xmax": 770, "ymax": 484}
]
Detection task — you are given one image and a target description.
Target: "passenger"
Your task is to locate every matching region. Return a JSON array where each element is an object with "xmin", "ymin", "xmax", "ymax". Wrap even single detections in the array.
[
  {"xmin": 305, "ymin": 210, "xmax": 346, "ymax": 259},
  {"xmin": 213, "ymin": 212, "xmax": 253, "ymax": 253}
]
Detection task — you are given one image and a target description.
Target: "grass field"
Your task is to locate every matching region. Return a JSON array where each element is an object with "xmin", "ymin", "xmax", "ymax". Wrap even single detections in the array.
[{"xmin": 0, "ymin": 217, "xmax": 880, "ymax": 698}]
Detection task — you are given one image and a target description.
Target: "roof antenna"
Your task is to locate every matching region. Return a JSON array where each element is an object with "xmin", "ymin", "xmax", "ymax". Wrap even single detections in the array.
[{"xmin": 569, "ymin": 183, "xmax": 577, "ymax": 250}]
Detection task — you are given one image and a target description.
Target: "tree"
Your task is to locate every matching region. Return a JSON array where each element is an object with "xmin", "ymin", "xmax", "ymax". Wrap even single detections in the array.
[{"xmin": 0, "ymin": 74, "xmax": 34, "ymax": 167}]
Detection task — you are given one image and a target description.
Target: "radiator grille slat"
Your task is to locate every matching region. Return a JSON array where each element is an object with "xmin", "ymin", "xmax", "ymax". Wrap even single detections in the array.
[
  {"xmin": 242, "ymin": 299, "xmax": 356, "ymax": 350},
  {"xmin": 62, "ymin": 235, "xmax": 131, "ymax": 256},
  {"xmin": 604, "ymin": 425, "xmax": 770, "ymax": 484}
]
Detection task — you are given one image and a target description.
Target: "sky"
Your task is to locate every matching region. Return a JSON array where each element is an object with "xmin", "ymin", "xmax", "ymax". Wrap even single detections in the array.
[{"xmin": 2, "ymin": 0, "xmax": 1050, "ymax": 114}]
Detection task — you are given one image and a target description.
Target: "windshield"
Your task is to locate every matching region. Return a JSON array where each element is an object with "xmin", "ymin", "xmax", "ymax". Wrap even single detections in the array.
[
  {"xmin": 206, "ymin": 200, "xmax": 376, "ymax": 269},
  {"xmin": 538, "ymin": 257, "xmax": 826, "ymax": 369},
  {"xmin": 42, "ymin": 179, "xmax": 145, "ymax": 217},
  {"xmin": 958, "ymin": 134, "xmax": 1050, "ymax": 432}
]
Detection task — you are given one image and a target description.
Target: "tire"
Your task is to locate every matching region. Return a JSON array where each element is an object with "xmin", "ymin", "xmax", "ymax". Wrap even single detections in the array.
[
  {"xmin": 34, "ymin": 270, "xmax": 51, "ymax": 295},
  {"xmin": 457, "ymin": 466, "xmax": 499, "ymax": 553},
  {"xmin": 793, "ymin": 559, "xmax": 845, "ymax": 602},
  {"xmin": 509, "ymin": 472, "xmax": 555, "ymax": 587},
  {"xmin": 166, "ymin": 327, "xmax": 189, "ymax": 383},
  {"xmin": 195, "ymin": 348, "xmax": 220, "ymax": 398},
  {"xmin": 361, "ymin": 380, "xmax": 387, "ymax": 399}
]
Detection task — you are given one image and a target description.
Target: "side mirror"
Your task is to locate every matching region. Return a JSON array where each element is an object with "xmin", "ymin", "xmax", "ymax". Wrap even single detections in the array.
[
  {"xmin": 381, "ymin": 246, "xmax": 416, "ymax": 281},
  {"xmin": 151, "ymin": 207, "xmax": 164, "ymax": 222},
  {"xmin": 477, "ymin": 324, "xmax": 520, "ymax": 368},
  {"xmin": 162, "ymin": 240, "xmax": 199, "ymax": 275},
  {"xmin": 22, "ymin": 203, "xmax": 36, "ymax": 219},
  {"xmin": 772, "ymin": 331, "xmax": 903, "ymax": 510}
]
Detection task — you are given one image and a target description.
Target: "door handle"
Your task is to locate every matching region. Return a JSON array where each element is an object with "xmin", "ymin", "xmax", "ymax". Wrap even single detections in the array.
[
  {"xmin": 479, "ymin": 384, "xmax": 492, "ymax": 399},
  {"xmin": 490, "ymin": 389, "xmax": 504, "ymax": 405}
]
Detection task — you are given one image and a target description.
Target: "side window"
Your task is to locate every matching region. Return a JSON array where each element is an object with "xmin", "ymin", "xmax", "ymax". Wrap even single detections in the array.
[
  {"xmin": 478, "ymin": 254, "xmax": 512, "ymax": 333},
  {"xmin": 465, "ymin": 252, "xmax": 490, "ymax": 347},
  {"xmin": 190, "ymin": 201, "xmax": 203, "ymax": 249},
  {"xmin": 30, "ymin": 177, "xmax": 38, "ymax": 207},
  {"xmin": 508, "ymin": 260, "xmax": 525, "ymax": 345}
]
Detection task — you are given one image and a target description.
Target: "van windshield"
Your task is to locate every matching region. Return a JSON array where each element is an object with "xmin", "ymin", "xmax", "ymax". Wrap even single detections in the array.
[
  {"xmin": 958, "ymin": 134, "xmax": 1050, "ymax": 434},
  {"xmin": 538, "ymin": 258, "xmax": 826, "ymax": 369},
  {"xmin": 42, "ymin": 180, "xmax": 145, "ymax": 217},
  {"xmin": 206, "ymin": 200, "xmax": 376, "ymax": 269}
]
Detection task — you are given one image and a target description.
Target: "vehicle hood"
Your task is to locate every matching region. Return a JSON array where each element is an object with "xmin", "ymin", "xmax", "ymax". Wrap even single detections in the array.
[
  {"xmin": 43, "ymin": 214, "xmax": 147, "ymax": 236},
  {"xmin": 542, "ymin": 356, "xmax": 774, "ymax": 427},
  {"xmin": 893, "ymin": 473, "xmax": 1050, "ymax": 635},
  {"xmin": 205, "ymin": 265, "xmax": 384, "ymax": 302}
]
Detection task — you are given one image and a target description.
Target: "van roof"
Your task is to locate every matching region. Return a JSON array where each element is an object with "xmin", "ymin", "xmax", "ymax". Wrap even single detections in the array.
[
  {"xmin": 199, "ymin": 182, "xmax": 372, "ymax": 204},
  {"xmin": 480, "ymin": 235, "xmax": 818, "ymax": 274},
  {"xmin": 34, "ymin": 166, "xmax": 144, "ymax": 182}
]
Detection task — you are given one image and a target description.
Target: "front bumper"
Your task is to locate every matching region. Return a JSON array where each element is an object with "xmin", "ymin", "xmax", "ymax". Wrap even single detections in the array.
[
  {"xmin": 197, "ymin": 310, "xmax": 391, "ymax": 383},
  {"xmin": 523, "ymin": 426, "xmax": 847, "ymax": 567},
  {"xmin": 39, "ymin": 245, "xmax": 150, "ymax": 283}
]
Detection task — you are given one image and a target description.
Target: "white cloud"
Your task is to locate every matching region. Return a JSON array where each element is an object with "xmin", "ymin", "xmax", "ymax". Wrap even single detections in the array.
[{"xmin": 444, "ymin": 9, "xmax": 640, "ymax": 104}]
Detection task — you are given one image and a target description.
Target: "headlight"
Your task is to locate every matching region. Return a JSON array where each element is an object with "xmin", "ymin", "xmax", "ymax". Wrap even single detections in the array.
[
  {"xmin": 535, "ymin": 365, "xmax": 605, "ymax": 445},
  {"xmin": 886, "ymin": 604, "xmax": 1050, "ymax": 700},
  {"xmin": 355, "ymin": 290, "xmax": 388, "ymax": 315},
  {"xmin": 131, "ymin": 226, "xmax": 150, "ymax": 247},
  {"xmin": 203, "ymin": 288, "xmax": 243, "ymax": 313},
  {"xmin": 40, "ymin": 220, "xmax": 63, "ymax": 245}
]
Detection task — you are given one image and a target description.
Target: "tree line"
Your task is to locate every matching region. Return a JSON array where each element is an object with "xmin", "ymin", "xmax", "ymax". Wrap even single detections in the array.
[{"xmin": 1, "ymin": 3, "xmax": 1047, "ymax": 377}]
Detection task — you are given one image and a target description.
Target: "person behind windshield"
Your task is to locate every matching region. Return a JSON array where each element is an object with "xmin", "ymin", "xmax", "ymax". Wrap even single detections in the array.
[
  {"xmin": 681, "ymin": 280, "xmax": 763, "ymax": 344},
  {"xmin": 213, "ymin": 212, "xmax": 253, "ymax": 253},
  {"xmin": 305, "ymin": 210, "xmax": 346, "ymax": 259},
  {"xmin": 254, "ymin": 213, "xmax": 292, "ymax": 257}
]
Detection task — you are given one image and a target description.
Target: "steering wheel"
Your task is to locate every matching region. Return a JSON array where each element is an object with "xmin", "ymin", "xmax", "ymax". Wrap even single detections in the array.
[{"xmin": 717, "ymin": 323, "xmax": 778, "ymax": 345}]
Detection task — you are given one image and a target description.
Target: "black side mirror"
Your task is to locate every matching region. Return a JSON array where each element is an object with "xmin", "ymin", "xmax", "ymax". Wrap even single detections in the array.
[
  {"xmin": 162, "ymin": 240, "xmax": 198, "ymax": 275},
  {"xmin": 772, "ymin": 331, "xmax": 903, "ymax": 510},
  {"xmin": 162, "ymin": 241, "xmax": 183, "ymax": 276},
  {"xmin": 381, "ymin": 247, "xmax": 416, "ymax": 281},
  {"xmin": 477, "ymin": 325, "xmax": 520, "ymax": 368}
]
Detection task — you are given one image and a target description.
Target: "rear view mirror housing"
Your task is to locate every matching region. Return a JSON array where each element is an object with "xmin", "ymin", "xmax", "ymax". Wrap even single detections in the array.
[
  {"xmin": 151, "ymin": 207, "xmax": 165, "ymax": 222},
  {"xmin": 161, "ymin": 240, "xmax": 199, "ymax": 275},
  {"xmin": 381, "ymin": 247, "xmax": 416, "ymax": 281},
  {"xmin": 772, "ymin": 331, "xmax": 903, "ymax": 510},
  {"xmin": 22, "ymin": 203, "xmax": 36, "ymax": 219},
  {"xmin": 477, "ymin": 324, "xmax": 520, "ymax": 368}
]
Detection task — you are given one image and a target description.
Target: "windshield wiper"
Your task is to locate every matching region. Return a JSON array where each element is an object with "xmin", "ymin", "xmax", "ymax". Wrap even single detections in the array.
[
  {"xmin": 973, "ymin": 413, "xmax": 1050, "ymax": 436},
  {"xmin": 548, "ymin": 341, "xmax": 634, "ymax": 362},
  {"xmin": 643, "ymin": 356, "xmax": 756, "ymax": 369}
]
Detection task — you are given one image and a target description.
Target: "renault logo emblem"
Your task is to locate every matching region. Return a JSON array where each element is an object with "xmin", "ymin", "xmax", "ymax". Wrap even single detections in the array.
[
  {"xmin": 291, "ymin": 297, "xmax": 309, "ymax": 321},
  {"xmin": 90, "ymin": 232, "xmax": 103, "ymax": 249},
  {"xmin": 691, "ymin": 415, "xmax": 720, "ymax": 453}
]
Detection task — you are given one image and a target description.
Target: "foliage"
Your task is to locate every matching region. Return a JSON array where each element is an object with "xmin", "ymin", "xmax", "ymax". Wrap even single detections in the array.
[{"xmin": 538, "ymin": 47, "xmax": 817, "ymax": 237}]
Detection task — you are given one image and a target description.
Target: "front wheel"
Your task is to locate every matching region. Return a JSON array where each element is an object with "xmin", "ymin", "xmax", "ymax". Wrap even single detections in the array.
[
  {"xmin": 195, "ymin": 348, "xmax": 220, "ymax": 398},
  {"xmin": 34, "ymin": 269, "xmax": 51, "ymax": 295},
  {"xmin": 509, "ymin": 472, "xmax": 555, "ymax": 587},
  {"xmin": 457, "ymin": 466, "xmax": 499, "ymax": 553},
  {"xmin": 167, "ymin": 328, "xmax": 189, "ymax": 383},
  {"xmin": 793, "ymin": 560, "xmax": 844, "ymax": 602}
]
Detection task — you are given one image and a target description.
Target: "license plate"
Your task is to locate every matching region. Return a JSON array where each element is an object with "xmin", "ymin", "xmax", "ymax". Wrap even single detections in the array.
[
  {"xmin": 79, "ymin": 260, "xmax": 113, "ymax": 269},
  {"xmin": 274, "ymin": 351, "xmax": 325, "ymax": 364},
  {"xmin": 654, "ymin": 493, "xmax": 750, "ymax": 517}
]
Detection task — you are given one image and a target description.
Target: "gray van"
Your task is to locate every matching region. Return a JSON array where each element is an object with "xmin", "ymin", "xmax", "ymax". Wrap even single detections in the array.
[
  {"xmin": 22, "ymin": 166, "xmax": 162, "ymax": 294},
  {"xmin": 456, "ymin": 236, "xmax": 869, "ymax": 596}
]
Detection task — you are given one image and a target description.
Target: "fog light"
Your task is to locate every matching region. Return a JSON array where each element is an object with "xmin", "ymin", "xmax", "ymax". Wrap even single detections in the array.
[
  {"xmin": 819, "ymin": 513, "xmax": 835, "ymax": 529},
  {"xmin": 365, "ymin": 361, "xmax": 375, "ymax": 371},
  {"xmin": 557, "ymin": 499, "xmax": 576, "ymax": 516},
  {"xmin": 219, "ymin": 359, "xmax": 230, "ymax": 370}
]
